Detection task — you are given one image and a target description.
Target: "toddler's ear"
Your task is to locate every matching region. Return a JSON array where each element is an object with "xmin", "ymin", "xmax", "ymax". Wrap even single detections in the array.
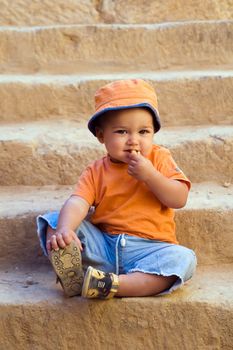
[{"xmin": 95, "ymin": 127, "xmax": 104, "ymax": 143}]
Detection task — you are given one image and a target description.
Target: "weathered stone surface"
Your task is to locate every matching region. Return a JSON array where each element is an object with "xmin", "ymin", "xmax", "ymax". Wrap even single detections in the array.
[
  {"xmin": 0, "ymin": 21, "xmax": 233, "ymax": 73},
  {"xmin": 176, "ymin": 210, "xmax": 233, "ymax": 265},
  {"xmin": 0, "ymin": 183, "xmax": 232, "ymax": 265},
  {"xmin": 0, "ymin": 72, "xmax": 233, "ymax": 124},
  {"xmin": 0, "ymin": 0, "xmax": 99, "ymax": 26},
  {"xmin": 0, "ymin": 122, "xmax": 232, "ymax": 185},
  {"xmin": 102, "ymin": 0, "xmax": 233, "ymax": 24},
  {"xmin": 0, "ymin": 0, "xmax": 233, "ymax": 26},
  {"xmin": 0, "ymin": 264, "xmax": 232, "ymax": 350}
]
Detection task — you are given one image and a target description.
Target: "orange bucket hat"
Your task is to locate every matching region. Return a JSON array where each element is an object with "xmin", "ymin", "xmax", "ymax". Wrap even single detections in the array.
[{"xmin": 88, "ymin": 79, "xmax": 161, "ymax": 136}]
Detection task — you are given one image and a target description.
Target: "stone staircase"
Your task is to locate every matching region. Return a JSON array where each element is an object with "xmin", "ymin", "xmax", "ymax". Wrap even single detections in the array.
[{"xmin": 0, "ymin": 1, "xmax": 232, "ymax": 349}]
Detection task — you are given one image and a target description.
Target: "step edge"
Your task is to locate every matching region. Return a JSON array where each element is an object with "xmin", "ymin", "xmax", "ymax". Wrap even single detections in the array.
[
  {"xmin": 0, "ymin": 19, "xmax": 232, "ymax": 31},
  {"xmin": 1, "ymin": 70, "xmax": 233, "ymax": 83}
]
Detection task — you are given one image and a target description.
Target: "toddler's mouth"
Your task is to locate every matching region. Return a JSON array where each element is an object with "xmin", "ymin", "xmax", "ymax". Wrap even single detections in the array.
[{"xmin": 125, "ymin": 150, "xmax": 140, "ymax": 154}]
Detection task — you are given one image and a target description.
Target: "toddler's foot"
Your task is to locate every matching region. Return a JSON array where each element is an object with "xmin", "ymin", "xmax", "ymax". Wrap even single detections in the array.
[
  {"xmin": 50, "ymin": 240, "xmax": 84, "ymax": 297},
  {"xmin": 81, "ymin": 266, "xmax": 119, "ymax": 299}
]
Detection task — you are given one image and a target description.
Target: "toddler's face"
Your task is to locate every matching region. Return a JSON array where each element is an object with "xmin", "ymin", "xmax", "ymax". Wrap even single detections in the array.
[{"xmin": 96, "ymin": 108, "xmax": 154, "ymax": 163}]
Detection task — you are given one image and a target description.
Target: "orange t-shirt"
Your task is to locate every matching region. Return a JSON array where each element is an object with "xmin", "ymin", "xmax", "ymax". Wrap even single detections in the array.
[{"xmin": 72, "ymin": 145, "xmax": 191, "ymax": 244}]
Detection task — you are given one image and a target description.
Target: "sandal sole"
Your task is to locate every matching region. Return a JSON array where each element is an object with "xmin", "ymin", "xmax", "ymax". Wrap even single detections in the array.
[
  {"xmin": 81, "ymin": 266, "xmax": 93, "ymax": 298},
  {"xmin": 50, "ymin": 240, "xmax": 84, "ymax": 297}
]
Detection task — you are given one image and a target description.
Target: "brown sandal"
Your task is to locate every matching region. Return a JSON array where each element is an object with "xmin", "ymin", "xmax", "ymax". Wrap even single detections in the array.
[{"xmin": 50, "ymin": 240, "xmax": 84, "ymax": 297}]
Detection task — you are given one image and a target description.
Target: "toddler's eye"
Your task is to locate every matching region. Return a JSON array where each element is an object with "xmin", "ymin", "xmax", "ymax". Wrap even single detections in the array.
[
  {"xmin": 114, "ymin": 130, "xmax": 127, "ymax": 134},
  {"xmin": 139, "ymin": 129, "xmax": 150, "ymax": 134}
]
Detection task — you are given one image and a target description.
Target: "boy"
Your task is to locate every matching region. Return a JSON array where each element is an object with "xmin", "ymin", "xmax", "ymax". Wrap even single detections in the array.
[{"xmin": 37, "ymin": 79, "xmax": 197, "ymax": 299}]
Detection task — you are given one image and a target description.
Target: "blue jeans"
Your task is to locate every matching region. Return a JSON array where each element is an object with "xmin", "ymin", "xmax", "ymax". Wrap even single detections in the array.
[{"xmin": 37, "ymin": 211, "xmax": 197, "ymax": 295}]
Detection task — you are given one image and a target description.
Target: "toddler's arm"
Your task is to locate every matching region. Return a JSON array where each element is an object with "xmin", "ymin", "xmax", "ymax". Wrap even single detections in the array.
[
  {"xmin": 47, "ymin": 195, "xmax": 90, "ymax": 252},
  {"xmin": 127, "ymin": 152, "xmax": 188, "ymax": 208}
]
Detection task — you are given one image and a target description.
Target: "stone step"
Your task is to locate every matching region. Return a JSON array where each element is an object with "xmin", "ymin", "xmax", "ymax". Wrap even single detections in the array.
[
  {"xmin": 0, "ymin": 122, "xmax": 232, "ymax": 185},
  {"xmin": 0, "ymin": 263, "xmax": 232, "ymax": 349},
  {"xmin": 1, "ymin": 71, "xmax": 233, "ymax": 124},
  {"xmin": 1, "ymin": 0, "xmax": 233, "ymax": 26},
  {"xmin": 0, "ymin": 182, "xmax": 232, "ymax": 266},
  {"xmin": 0, "ymin": 21, "xmax": 233, "ymax": 73}
]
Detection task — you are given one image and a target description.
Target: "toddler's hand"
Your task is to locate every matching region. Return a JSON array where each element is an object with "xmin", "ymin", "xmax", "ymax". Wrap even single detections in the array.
[
  {"xmin": 46, "ymin": 228, "xmax": 83, "ymax": 252},
  {"xmin": 127, "ymin": 151, "xmax": 155, "ymax": 182}
]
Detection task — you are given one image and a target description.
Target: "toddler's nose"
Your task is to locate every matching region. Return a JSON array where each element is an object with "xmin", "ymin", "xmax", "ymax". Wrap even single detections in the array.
[{"xmin": 127, "ymin": 134, "xmax": 138, "ymax": 145}]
